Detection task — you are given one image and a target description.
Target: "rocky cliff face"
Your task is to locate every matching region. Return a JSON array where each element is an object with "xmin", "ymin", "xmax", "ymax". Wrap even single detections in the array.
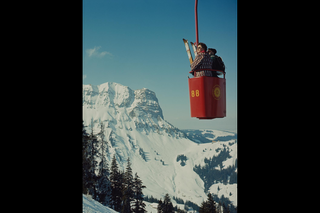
[
  {"xmin": 129, "ymin": 88, "xmax": 163, "ymax": 120},
  {"xmin": 83, "ymin": 82, "xmax": 183, "ymax": 138}
]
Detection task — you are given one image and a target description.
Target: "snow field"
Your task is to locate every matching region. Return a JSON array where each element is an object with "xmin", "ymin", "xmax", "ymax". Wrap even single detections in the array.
[{"xmin": 83, "ymin": 82, "xmax": 237, "ymax": 208}]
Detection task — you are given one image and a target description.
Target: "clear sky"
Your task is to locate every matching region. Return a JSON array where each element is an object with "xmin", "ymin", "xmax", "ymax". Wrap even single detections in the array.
[{"xmin": 83, "ymin": 0, "xmax": 237, "ymax": 131}]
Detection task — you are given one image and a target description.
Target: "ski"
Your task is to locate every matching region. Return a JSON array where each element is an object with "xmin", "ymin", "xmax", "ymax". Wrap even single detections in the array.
[
  {"xmin": 183, "ymin": 38, "xmax": 193, "ymax": 65},
  {"xmin": 190, "ymin": 41, "xmax": 197, "ymax": 57}
]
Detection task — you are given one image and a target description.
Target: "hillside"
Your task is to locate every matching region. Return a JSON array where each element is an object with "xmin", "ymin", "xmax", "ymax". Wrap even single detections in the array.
[
  {"xmin": 82, "ymin": 82, "xmax": 237, "ymax": 208},
  {"xmin": 83, "ymin": 194, "xmax": 119, "ymax": 213}
]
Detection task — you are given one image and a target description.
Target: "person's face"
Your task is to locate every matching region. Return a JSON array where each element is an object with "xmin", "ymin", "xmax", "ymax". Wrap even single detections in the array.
[
  {"xmin": 208, "ymin": 50, "xmax": 213, "ymax": 55},
  {"xmin": 197, "ymin": 45, "xmax": 203, "ymax": 53}
]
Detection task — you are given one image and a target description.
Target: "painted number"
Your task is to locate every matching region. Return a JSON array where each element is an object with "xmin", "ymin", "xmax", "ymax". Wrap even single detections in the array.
[
  {"xmin": 196, "ymin": 90, "xmax": 199, "ymax": 97},
  {"xmin": 191, "ymin": 90, "xmax": 200, "ymax": 97}
]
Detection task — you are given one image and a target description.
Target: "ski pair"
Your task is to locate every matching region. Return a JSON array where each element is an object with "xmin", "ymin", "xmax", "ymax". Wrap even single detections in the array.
[{"xmin": 182, "ymin": 39, "xmax": 198, "ymax": 65}]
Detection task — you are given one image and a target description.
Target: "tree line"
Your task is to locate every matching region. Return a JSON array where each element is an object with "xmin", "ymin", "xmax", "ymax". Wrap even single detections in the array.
[
  {"xmin": 82, "ymin": 121, "xmax": 146, "ymax": 213},
  {"xmin": 83, "ymin": 120, "xmax": 237, "ymax": 213},
  {"xmin": 146, "ymin": 193, "xmax": 236, "ymax": 213},
  {"xmin": 193, "ymin": 146, "xmax": 237, "ymax": 192},
  {"xmin": 199, "ymin": 193, "xmax": 235, "ymax": 213}
]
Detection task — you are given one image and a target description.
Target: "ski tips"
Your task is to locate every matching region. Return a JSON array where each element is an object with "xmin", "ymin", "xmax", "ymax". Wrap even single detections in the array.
[{"xmin": 182, "ymin": 38, "xmax": 193, "ymax": 65}]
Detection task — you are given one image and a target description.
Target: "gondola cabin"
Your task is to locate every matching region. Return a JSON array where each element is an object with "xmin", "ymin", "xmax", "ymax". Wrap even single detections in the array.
[
  {"xmin": 188, "ymin": 69, "xmax": 226, "ymax": 119},
  {"xmin": 184, "ymin": 0, "xmax": 227, "ymax": 119}
]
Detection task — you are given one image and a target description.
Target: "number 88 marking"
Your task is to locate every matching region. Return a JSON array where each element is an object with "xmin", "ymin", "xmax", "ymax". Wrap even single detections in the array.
[{"xmin": 191, "ymin": 90, "xmax": 200, "ymax": 97}]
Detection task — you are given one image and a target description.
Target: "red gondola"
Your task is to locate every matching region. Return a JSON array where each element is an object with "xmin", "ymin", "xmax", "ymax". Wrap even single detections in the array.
[
  {"xmin": 184, "ymin": 0, "xmax": 226, "ymax": 120},
  {"xmin": 188, "ymin": 69, "xmax": 226, "ymax": 119}
]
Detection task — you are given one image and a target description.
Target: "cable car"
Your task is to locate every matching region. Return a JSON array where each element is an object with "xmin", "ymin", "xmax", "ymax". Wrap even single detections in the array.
[
  {"xmin": 183, "ymin": 0, "xmax": 226, "ymax": 120},
  {"xmin": 188, "ymin": 69, "xmax": 226, "ymax": 119}
]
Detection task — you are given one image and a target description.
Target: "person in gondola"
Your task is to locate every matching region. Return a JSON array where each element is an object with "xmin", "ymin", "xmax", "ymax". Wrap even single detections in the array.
[
  {"xmin": 208, "ymin": 48, "xmax": 225, "ymax": 75},
  {"xmin": 190, "ymin": 42, "xmax": 213, "ymax": 77}
]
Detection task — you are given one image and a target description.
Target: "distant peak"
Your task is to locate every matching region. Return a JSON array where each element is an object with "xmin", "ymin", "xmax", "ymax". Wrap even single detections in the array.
[{"xmin": 83, "ymin": 82, "xmax": 163, "ymax": 119}]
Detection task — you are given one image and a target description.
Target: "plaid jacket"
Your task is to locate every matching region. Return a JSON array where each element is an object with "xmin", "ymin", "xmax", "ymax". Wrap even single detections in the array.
[{"xmin": 190, "ymin": 52, "xmax": 213, "ymax": 77}]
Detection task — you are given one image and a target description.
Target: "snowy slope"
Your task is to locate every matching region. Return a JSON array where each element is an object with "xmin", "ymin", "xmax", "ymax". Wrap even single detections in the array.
[
  {"xmin": 83, "ymin": 82, "xmax": 237, "ymax": 207},
  {"xmin": 83, "ymin": 194, "xmax": 118, "ymax": 213},
  {"xmin": 84, "ymin": 193, "xmax": 168, "ymax": 213}
]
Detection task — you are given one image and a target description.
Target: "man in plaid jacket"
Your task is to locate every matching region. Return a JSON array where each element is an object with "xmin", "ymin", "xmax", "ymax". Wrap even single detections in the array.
[{"xmin": 190, "ymin": 42, "xmax": 213, "ymax": 77}]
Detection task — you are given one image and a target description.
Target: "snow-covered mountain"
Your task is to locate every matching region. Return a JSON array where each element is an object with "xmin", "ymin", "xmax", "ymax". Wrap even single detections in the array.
[{"xmin": 82, "ymin": 82, "xmax": 237, "ymax": 208}]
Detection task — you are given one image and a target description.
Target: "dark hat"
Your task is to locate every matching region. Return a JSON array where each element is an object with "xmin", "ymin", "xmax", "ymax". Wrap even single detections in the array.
[{"xmin": 208, "ymin": 48, "xmax": 217, "ymax": 54}]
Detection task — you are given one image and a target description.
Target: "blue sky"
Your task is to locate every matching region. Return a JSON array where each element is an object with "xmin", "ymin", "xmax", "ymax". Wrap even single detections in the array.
[{"xmin": 83, "ymin": 0, "xmax": 237, "ymax": 131}]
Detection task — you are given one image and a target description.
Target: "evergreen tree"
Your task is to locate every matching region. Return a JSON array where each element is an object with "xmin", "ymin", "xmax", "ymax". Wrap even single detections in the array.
[
  {"xmin": 82, "ymin": 121, "xmax": 90, "ymax": 194},
  {"xmin": 157, "ymin": 200, "xmax": 163, "ymax": 213},
  {"xmin": 176, "ymin": 208, "xmax": 186, "ymax": 213},
  {"xmin": 96, "ymin": 122, "xmax": 112, "ymax": 206},
  {"xmin": 145, "ymin": 195, "xmax": 159, "ymax": 203},
  {"xmin": 158, "ymin": 194, "xmax": 173, "ymax": 213},
  {"xmin": 222, "ymin": 203, "xmax": 230, "ymax": 213},
  {"xmin": 87, "ymin": 119, "xmax": 99, "ymax": 199},
  {"xmin": 132, "ymin": 173, "xmax": 146, "ymax": 213},
  {"xmin": 229, "ymin": 169, "xmax": 237, "ymax": 184},
  {"xmin": 206, "ymin": 193, "xmax": 216, "ymax": 213},
  {"xmin": 216, "ymin": 201, "xmax": 222, "ymax": 213},
  {"xmin": 122, "ymin": 158, "xmax": 134, "ymax": 213},
  {"xmin": 82, "ymin": 119, "xmax": 99, "ymax": 198},
  {"xmin": 163, "ymin": 194, "xmax": 174, "ymax": 213},
  {"xmin": 110, "ymin": 154, "xmax": 122, "ymax": 212},
  {"xmin": 199, "ymin": 193, "xmax": 216, "ymax": 213},
  {"xmin": 199, "ymin": 201, "xmax": 206, "ymax": 213}
]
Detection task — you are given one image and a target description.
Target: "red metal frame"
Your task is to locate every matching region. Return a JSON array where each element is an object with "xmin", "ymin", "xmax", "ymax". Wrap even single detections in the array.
[
  {"xmin": 195, "ymin": 0, "xmax": 199, "ymax": 47},
  {"xmin": 189, "ymin": 69, "xmax": 226, "ymax": 79},
  {"xmin": 188, "ymin": 69, "xmax": 226, "ymax": 119},
  {"xmin": 188, "ymin": 73, "xmax": 226, "ymax": 119}
]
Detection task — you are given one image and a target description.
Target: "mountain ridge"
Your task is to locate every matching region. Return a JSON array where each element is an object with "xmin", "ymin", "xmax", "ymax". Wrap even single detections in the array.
[{"xmin": 82, "ymin": 82, "xmax": 237, "ymax": 207}]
